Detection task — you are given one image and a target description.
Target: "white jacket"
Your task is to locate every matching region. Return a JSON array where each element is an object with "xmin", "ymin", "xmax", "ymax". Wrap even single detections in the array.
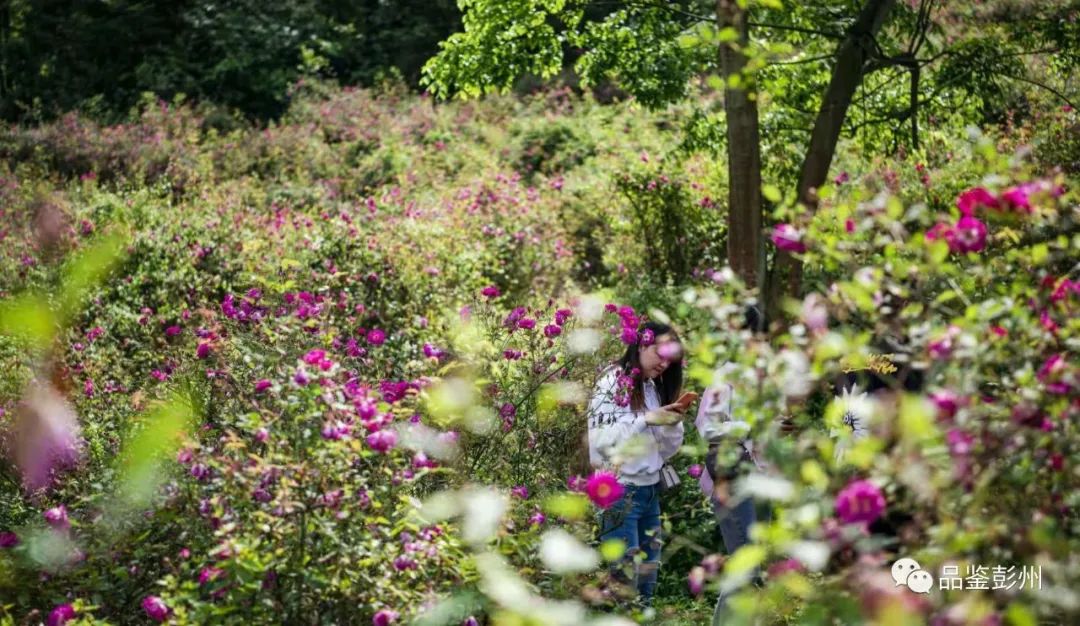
[{"xmin": 587, "ymin": 367, "xmax": 684, "ymax": 486}]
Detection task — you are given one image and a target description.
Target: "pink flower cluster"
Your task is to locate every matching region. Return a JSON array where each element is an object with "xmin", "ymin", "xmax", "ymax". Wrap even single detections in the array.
[
  {"xmin": 770, "ymin": 223, "xmax": 807, "ymax": 253},
  {"xmin": 605, "ymin": 304, "xmax": 641, "ymax": 345},
  {"xmin": 928, "ymin": 182, "xmax": 1064, "ymax": 255},
  {"xmin": 958, "ymin": 181, "xmax": 1063, "ymax": 215}
]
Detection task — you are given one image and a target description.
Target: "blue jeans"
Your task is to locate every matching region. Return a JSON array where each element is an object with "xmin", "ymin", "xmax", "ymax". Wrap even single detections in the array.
[
  {"xmin": 712, "ymin": 495, "xmax": 770, "ymax": 625},
  {"xmin": 597, "ymin": 483, "xmax": 662, "ymax": 605}
]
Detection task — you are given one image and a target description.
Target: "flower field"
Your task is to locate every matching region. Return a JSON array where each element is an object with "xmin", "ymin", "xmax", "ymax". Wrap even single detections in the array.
[{"xmin": 0, "ymin": 76, "xmax": 1078, "ymax": 626}]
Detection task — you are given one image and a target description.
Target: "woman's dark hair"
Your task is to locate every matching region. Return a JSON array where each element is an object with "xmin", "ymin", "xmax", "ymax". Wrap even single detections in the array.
[
  {"xmin": 616, "ymin": 320, "xmax": 683, "ymax": 411},
  {"xmin": 743, "ymin": 304, "xmax": 766, "ymax": 334}
]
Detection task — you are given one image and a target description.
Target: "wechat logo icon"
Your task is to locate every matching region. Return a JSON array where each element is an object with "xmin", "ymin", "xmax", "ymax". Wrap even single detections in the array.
[{"xmin": 892, "ymin": 557, "xmax": 933, "ymax": 594}]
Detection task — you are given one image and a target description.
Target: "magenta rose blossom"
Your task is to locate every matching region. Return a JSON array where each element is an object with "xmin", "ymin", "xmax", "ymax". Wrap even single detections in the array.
[
  {"xmin": 999, "ymin": 184, "xmax": 1034, "ymax": 212},
  {"xmin": 930, "ymin": 390, "xmax": 964, "ymax": 421},
  {"xmin": 480, "ymin": 285, "xmax": 500, "ymax": 299},
  {"xmin": 0, "ymin": 531, "xmax": 19, "ymax": 548},
  {"xmin": 585, "ymin": 471, "xmax": 625, "ymax": 509},
  {"xmin": 367, "ymin": 329, "xmax": 386, "ymax": 345},
  {"xmin": 47, "ymin": 603, "xmax": 76, "ymax": 626},
  {"xmin": 141, "ymin": 596, "xmax": 170, "ymax": 622},
  {"xmin": 254, "ymin": 379, "xmax": 272, "ymax": 393},
  {"xmin": 688, "ymin": 464, "xmax": 703, "ymax": 479},
  {"xmin": 543, "ymin": 324, "xmax": 561, "ymax": 338},
  {"xmin": 196, "ymin": 341, "xmax": 212, "ymax": 359},
  {"xmin": 373, "ymin": 609, "xmax": 399, "ymax": 626},
  {"xmin": 952, "ymin": 215, "xmax": 987, "ymax": 253},
  {"xmin": 956, "ymin": 187, "xmax": 998, "ymax": 215},
  {"xmin": 688, "ymin": 566, "xmax": 706, "ymax": 595},
  {"xmin": 770, "ymin": 223, "xmax": 807, "ymax": 253},
  {"xmin": 566, "ymin": 474, "xmax": 587, "ymax": 493},
  {"xmin": 834, "ymin": 479, "xmax": 886, "ymax": 525},
  {"xmin": 366, "ymin": 430, "xmax": 397, "ymax": 453},
  {"xmin": 44, "ymin": 505, "xmax": 69, "ymax": 530},
  {"xmin": 302, "ymin": 349, "xmax": 326, "ymax": 365},
  {"xmin": 925, "ymin": 222, "xmax": 957, "ymax": 251}
]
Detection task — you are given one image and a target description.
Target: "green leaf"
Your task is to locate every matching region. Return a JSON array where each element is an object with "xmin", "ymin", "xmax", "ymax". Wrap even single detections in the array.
[
  {"xmin": 928, "ymin": 239, "xmax": 950, "ymax": 265},
  {"xmin": 115, "ymin": 394, "xmax": 197, "ymax": 508},
  {"xmin": 599, "ymin": 539, "xmax": 626, "ymax": 562},
  {"xmin": 886, "ymin": 196, "xmax": 903, "ymax": 219},
  {"xmin": 0, "ymin": 292, "xmax": 56, "ymax": 350},
  {"xmin": 898, "ymin": 394, "xmax": 937, "ymax": 444},
  {"xmin": 1031, "ymin": 243, "xmax": 1048, "ymax": 265},
  {"xmin": 59, "ymin": 231, "xmax": 126, "ymax": 322},
  {"xmin": 542, "ymin": 493, "xmax": 589, "ymax": 521},
  {"xmin": 762, "ymin": 184, "xmax": 782, "ymax": 203},
  {"xmin": 717, "ymin": 27, "xmax": 740, "ymax": 43},
  {"xmin": 1005, "ymin": 603, "xmax": 1036, "ymax": 626},
  {"xmin": 724, "ymin": 544, "xmax": 766, "ymax": 577}
]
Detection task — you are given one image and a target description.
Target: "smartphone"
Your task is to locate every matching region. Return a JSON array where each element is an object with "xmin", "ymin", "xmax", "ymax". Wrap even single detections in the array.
[{"xmin": 673, "ymin": 391, "xmax": 699, "ymax": 411}]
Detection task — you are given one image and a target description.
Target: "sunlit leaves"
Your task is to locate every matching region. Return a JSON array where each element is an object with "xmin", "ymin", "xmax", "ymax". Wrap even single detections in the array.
[
  {"xmin": 542, "ymin": 493, "xmax": 589, "ymax": 521},
  {"xmin": 0, "ymin": 292, "xmax": 56, "ymax": 351},
  {"xmin": 115, "ymin": 393, "xmax": 197, "ymax": 509},
  {"xmin": 57, "ymin": 230, "xmax": 126, "ymax": 322}
]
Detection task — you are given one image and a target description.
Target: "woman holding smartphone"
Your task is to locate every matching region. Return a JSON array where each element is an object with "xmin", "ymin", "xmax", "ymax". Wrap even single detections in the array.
[{"xmin": 587, "ymin": 320, "xmax": 691, "ymax": 608}]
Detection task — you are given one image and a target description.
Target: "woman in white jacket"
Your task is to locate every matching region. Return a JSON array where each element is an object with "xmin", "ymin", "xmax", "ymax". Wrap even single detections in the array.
[{"xmin": 587, "ymin": 321, "xmax": 687, "ymax": 607}]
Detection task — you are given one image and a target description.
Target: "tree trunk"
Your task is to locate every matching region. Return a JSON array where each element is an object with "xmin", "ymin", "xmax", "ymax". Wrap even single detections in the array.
[
  {"xmin": 716, "ymin": 0, "xmax": 763, "ymax": 291},
  {"xmin": 765, "ymin": 0, "xmax": 896, "ymax": 321}
]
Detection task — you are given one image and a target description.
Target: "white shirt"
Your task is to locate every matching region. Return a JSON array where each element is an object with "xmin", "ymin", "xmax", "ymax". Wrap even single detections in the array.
[{"xmin": 587, "ymin": 367, "xmax": 685, "ymax": 486}]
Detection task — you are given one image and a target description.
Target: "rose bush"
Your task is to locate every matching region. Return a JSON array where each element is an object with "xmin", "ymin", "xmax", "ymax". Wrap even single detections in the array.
[{"xmin": 0, "ymin": 83, "xmax": 1076, "ymax": 626}]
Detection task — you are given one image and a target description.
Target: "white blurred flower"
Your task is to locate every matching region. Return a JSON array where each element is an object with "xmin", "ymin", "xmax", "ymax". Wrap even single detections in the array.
[
  {"xmin": 576, "ymin": 295, "xmax": 605, "ymax": 324},
  {"xmin": 778, "ymin": 350, "xmax": 813, "ymax": 399},
  {"xmin": 539, "ymin": 529, "xmax": 599, "ymax": 574},
  {"xmin": 460, "ymin": 486, "xmax": 508, "ymax": 546},
  {"xmin": 735, "ymin": 473, "xmax": 795, "ymax": 502},
  {"xmin": 782, "ymin": 540, "xmax": 831, "ymax": 572},
  {"xmin": 567, "ymin": 329, "xmax": 602, "ymax": 354}
]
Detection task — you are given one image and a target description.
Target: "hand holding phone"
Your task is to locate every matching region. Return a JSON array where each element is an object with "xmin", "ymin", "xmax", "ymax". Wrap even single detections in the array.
[{"xmin": 672, "ymin": 391, "xmax": 699, "ymax": 412}]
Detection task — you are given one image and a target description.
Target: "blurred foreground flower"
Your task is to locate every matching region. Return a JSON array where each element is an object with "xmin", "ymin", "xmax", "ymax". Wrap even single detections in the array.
[
  {"xmin": 770, "ymin": 223, "xmax": 807, "ymax": 253},
  {"xmin": 11, "ymin": 382, "xmax": 82, "ymax": 491},
  {"xmin": 835, "ymin": 479, "xmax": 886, "ymax": 526}
]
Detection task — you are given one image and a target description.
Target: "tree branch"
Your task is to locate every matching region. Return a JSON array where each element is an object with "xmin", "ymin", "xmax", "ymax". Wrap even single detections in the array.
[
  {"xmin": 767, "ymin": 53, "xmax": 835, "ymax": 66},
  {"xmin": 1002, "ymin": 73, "xmax": 1077, "ymax": 110},
  {"xmin": 747, "ymin": 21, "xmax": 844, "ymax": 39}
]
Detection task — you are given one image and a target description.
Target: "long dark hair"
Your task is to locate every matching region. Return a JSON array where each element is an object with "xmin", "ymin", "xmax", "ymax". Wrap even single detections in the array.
[{"xmin": 616, "ymin": 321, "xmax": 683, "ymax": 411}]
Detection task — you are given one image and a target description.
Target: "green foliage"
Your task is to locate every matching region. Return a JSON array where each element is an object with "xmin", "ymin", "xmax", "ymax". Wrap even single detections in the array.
[
  {"xmin": 614, "ymin": 165, "xmax": 725, "ymax": 283},
  {"xmin": 0, "ymin": 0, "xmax": 462, "ymax": 122},
  {"xmin": 0, "ymin": 80, "xmax": 1078, "ymax": 625}
]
